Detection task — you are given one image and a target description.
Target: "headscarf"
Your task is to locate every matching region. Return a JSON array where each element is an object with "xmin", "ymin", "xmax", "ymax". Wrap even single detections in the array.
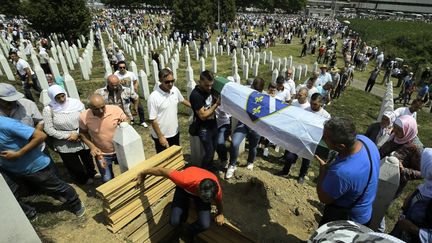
[
  {"xmin": 392, "ymin": 115, "xmax": 418, "ymax": 145},
  {"xmin": 378, "ymin": 111, "xmax": 396, "ymax": 136},
  {"xmin": 47, "ymin": 85, "xmax": 84, "ymax": 113},
  {"xmin": 418, "ymin": 148, "xmax": 432, "ymax": 198}
]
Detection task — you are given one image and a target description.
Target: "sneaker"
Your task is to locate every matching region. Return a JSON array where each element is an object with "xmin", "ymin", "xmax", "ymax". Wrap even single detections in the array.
[
  {"xmin": 74, "ymin": 202, "xmax": 86, "ymax": 217},
  {"xmin": 94, "ymin": 173, "xmax": 102, "ymax": 179},
  {"xmin": 297, "ymin": 176, "xmax": 305, "ymax": 184},
  {"xmin": 140, "ymin": 122, "xmax": 148, "ymax": 128},
  {"xmin": 225, "ymin": 165, "xmax": 236, "ymax": 179},
  {"xmin": 263, "ymin": 148, "xmax": 269, "ymax": 158},
  {"xmin": 246, "ymin": 163, "xmax": 254, "ymax": 170}
]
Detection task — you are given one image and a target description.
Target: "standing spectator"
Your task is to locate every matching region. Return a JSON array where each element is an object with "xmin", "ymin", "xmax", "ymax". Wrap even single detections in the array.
[
  {"xmin": 148, "ymin": 68, "xmax": 190, "ymax": 153},
  {"xmin": 189, "ymin": 71, "xmax": 220, "ymax": 173},
  {"xmin": 365, "ymin": 67, "xmax": 380, "ymax": 93},
  {"xmin": 300, "ymin": 43, "xmax": 307, "ymax": 57},
  {"xmin": 394, "ymin": 98, "xmax": 423, "ymax": 121},
  {"xmin": 417, "ymin": 81, "xmax": 430, "ymax": 103},
  {"xmin": 275, "ymin": 76, "xmax": 291, "ymax": 103},
  {"xmin": 0, "ymin": 116, "xmax": 86, "ymax": 220},
  {"xmin": 114, "ymin": 61, "xmax": 148, "ymax": 127},
  {"xmin": 10, "ymin": 51, "xmax": 41, "ymax": 101},
  {"xmin": 316, "ymin": 65, "xmax": 332, "ymax": 87},
  {"xmin": 284, "ymin": 69, "xmax": 296, "ymax": 98},
  {"xmin": 226, "ymin": 77, "xmax": 265, "ymax": 179},
  {"xmin": 79, "ymin": 94, "xmax": 128, "ymax": 182},
  {"xmin": 316, "ymin": 117, "xmax": 380, "ymax": 226},
  {"xmin": 38, "ymin": 47, "xmax": 50, "ymax": 74},
  {"xmin": 95, "ymin": 74, "xmax": 142, "ymax": 126},
  {"xmin": 215, "ymin": 107, "xmax": 231, "ymax": 168},
  {"xmin": 43, "ymin": 85, "xmax": 96, "ymax": 185}
]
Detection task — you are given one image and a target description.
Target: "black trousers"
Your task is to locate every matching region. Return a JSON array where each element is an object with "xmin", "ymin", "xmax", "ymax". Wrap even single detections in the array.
[
  {"xmin": 152, "ymin": 133, "xmax": 180, "ymax": 154},
  {"xmin": 1, "ymin": 164, "xmax": 82, "ymax": 218},
  {"xmin": 58, "ymin": 149, "xmax": 96, "ymax": 184},
  {"xmin": 170, "ymin": 187, "xmax": 211, "ymax": 237}
]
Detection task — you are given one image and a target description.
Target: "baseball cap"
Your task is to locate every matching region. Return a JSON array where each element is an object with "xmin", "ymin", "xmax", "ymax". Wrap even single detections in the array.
[{"xmin": 0, "ymin": 83, "xmax": 25, "ymax": 101}]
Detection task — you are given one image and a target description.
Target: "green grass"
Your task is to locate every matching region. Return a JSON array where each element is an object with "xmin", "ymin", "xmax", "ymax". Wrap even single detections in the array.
[{"xmin": 2, "ymin": 22, "xmax": 432, "ymax": 239}]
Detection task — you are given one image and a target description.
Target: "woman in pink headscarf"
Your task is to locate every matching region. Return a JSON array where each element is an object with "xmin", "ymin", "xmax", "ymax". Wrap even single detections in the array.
[{"xmin": 379, "ymin": 115, "xmax": 422, "ymax": 196}]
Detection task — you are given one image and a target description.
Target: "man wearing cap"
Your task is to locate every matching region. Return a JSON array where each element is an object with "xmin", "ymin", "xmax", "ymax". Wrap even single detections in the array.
[
  {"xmin": 0, "ymin": 83, "xmax": 43, "ymax": 130},
  {"xmin": 316, "ymin": 65, "xmax": 332, "ymax": 87},
  {"xmin": 136, "ymin": 166, "xmax": 224, "ymax": 240},
  {"xmin": 10, "ymin": 51, "xmax": 41, "ymax": 101}
]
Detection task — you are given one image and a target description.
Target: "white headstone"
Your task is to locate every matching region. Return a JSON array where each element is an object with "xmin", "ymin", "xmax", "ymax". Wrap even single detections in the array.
[
  {"xmin": 288, "ymin": 56, "xmax": 293, "ymax": 69},
  {"xmin": 312, "ymin": 62, "xmax": 318, "ymax": 74},
  {"xmin": 79, "ymin": 57, "xmax": 89, "ymax": 80},
  {"xmin": 204, "ymin": 46, "xmax": 208, "ymax": 59},
  {"xmin": 139, "ymin": 70, "xmax": 150, "ymax": 100},
  {"xmin": 253, "ymin": 61, "xmax": 259, "ymax": 77},
  {"xmin": 163, "ymin": 49, "xmax": 168, "ymax": 64},
  {"xmin": 34, "ymin": 66, "xmax": 49, "ymax": 90},
  {"xmin": 63, "ymin": 74, "xmax": 79, "ymax": 99},
  {"xmin": 240, "ymin": 54, "xmax": 245, "ymax": 69},
  {"xmin": 152, "ymin": 60, "xmax": 159, "ymax": 83},
  {"xmin": 272, "ymin": 68, "xmax": 279, "ymax": 82},
  {"xmin": 276, "ymin": 58, "xmax": 281, "ymax": 71},
  {"xmin": 39, "ymin": 89, "xmax": 51, "ymax": 106},
  {"xmin": 160, "ymin": 55, "xmax": 165, "ymax": 69},
  {"xmin": 143, "ymin": 55, "xmax": 150, "ymax": 77},
  {"xmin": 295, "ymin": 65, "xmax": 303, "ymax": 81},
  {"xmin": 269, "ymin": 59, "xmax": 274, "ymax": 71},
  {"xmin": 50, "ymin": 46, "xmax": 59, "ymax": 63},
  {"xmin": 243, "ymin": 62, "xmax": 249, "ymax": 80},
  {"xmin": 262, "ymin": 51, "xmax": 267, "ymax": 64},
  {"xmin": 186, "ymin": 66, "xmax": 195, "ymax": 98},
  {"xmin": 200, "ymin": 57, "xmax": 205, "ymax": 73},
  {"xmin": 130, "ymin": 61, "xmax": 139, "ymax": 88},
  {"xmin": 212, "ymin": 56, "xmax": 217, "ymax": 73},
  {"xmin": 49, "ymin": 57, "xmax": 61, "ymax": 79},
  {"xmin": 72, "ymin": 44, "xmax": 79, "ymax": 58},
  {"xmin": 64, "ymin": 48, "xmax": 74, "ymax": 70},
  {"xmin": 132, "ymin": 47, "xmax": 137, "ymax": 62},
  {"xmin": 77, "ymin": 39, "xmax": 82, "ymax": 49},
  {"xmin": 58, "ymin": 54, "xmax": 69, "ymax": 74},
  {"xmin": 0, "ymin": 54, "xmax": 15, "ymax": 81},
  {"xmin": 113, "ymin": 122, "xmax": 146, "ymax": 173},
  {"xmin": 303, "ymin": 64, "xmax": 308, "ymax": 77},
  {"xmin": 268, "ymin": 51, "xmax": 273, "ymax": 62},
  {"xmin": 170, "ymin": 58, "xmax": 177, "ymax": 80}
]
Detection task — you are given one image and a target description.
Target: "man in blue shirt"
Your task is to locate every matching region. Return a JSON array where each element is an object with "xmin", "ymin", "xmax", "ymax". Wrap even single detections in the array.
[
  {"xmin": 316, "ymin": 117, "xmax": 380, "ymax": 225},
  {"xmin": 0, "ymin": 116, "xmax": 85, "ymax": 220}
]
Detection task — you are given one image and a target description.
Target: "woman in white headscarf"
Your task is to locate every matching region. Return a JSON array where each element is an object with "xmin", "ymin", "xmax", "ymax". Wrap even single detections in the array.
[
  {"xmin": 391, "ymin": 148, "xmax": 432, "ymax": 243},
  {"xmin": 43, "ymin": 85, "xmax": 96, "ymax": 185},
  {"xmin": 365, "ymin": 111, "xmax": 396, "ymax": 148}
]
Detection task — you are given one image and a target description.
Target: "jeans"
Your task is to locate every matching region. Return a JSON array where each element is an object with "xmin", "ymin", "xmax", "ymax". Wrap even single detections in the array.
[
  {"xmin": 281, "ymin": 150, "xmax": 310, "ymax": 178},
  {"xmin": 229, "ymin": 122, "xmax": 260, "ymax": 166},
  {"xmin": 152, "ymin": 133, "xmax": 180, "ymax": 154},
  {"xmin": 96, "ymin": 154, "xmax": 116, "ymax": 182},
  {"xmin": 170, "ymin": 187, "xmax": 211, "ymax": 238},
  {"xmin": 0, "ymin": 164, "xmax": 82, "ymax": 218},
  {"xmin": 58, "ymin": 149, "xmax": 96, "ymax": 184},
  {"xmin": 216, "ymin": 124, "xmax": 230, "ymax": 162},
  {"xmin": 198, "ymin": 127, "xmax": 218, "ymax": 171},
  {"xmin": 21, "ymin": 75, "xmax": 42, "ymax": 101}
]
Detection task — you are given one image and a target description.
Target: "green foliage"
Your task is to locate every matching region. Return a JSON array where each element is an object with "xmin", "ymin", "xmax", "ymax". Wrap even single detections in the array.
[
  {"xmin": 172, "ymin": 0, "xmax": 229, "ymax": 33},
  {"xmin": 0, "ymin": 0, "xmax": 23, "ymax": 17},
  {"xmin": 21, "ymin": 0, "xmax": 91, "ymax": 41},
  {"xmin": 236, "ymin": 0, "xmax": 305, "ymax": 12},
  {"xmin": 346, "ymin": 19, "xmax": 432, "ymax": 69}
]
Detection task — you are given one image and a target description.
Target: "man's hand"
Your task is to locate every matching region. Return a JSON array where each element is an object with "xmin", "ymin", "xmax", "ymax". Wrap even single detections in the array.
[
  {"xmin": 90, "ymin": 146, "xmax": 102, "ymax": 157},
  {"xmin": 159, "ymin": 136, "xmax": 169, "ymax": 148},
  {"xmin": 135, "ymin": 172, "xmax": 147, "ymax": 188},
  {"xmin": 215, "ymin": 214, "xmax": 225, "ymax": 226},
  {"xmin": 0, "ymin": 150, "xmax": 22, "ymax": 160},
  {"xmin": 67, "ymin": 132, "xmax": 79, "ymax": 141},
  {"xmin": 28, "ymin": 79, "xmax": 33, "ymax": 85},
  {"xmin": 315, "ymin": 155, "xmax": 327, "ymax": 166}
]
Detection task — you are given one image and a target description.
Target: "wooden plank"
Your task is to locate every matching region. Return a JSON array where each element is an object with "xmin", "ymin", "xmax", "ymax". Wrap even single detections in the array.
[
  {"xmin": 105, "ymin": 156, "xmax": 184, "ymax": 206},
  {"xmin": 96, "ymin": 146, "xmax": 182, "ymax": 196},
  {"xmin": 104, "ymin": 153, "xmax": 183, "ymax": 202},
  {"xmin": 143, "ymin": 221, "xmax": 174, "ymax": 243},
  {"xmin": 129, "ymin": 206, "xmax": 171, "ymax": 242},
  {"xmin": 108, "ymin": 179, "xmax": 175, "ymax": 224},
  {"xmin": 121, "ymin": 190, "xmax": 174, "ymax": 237}
]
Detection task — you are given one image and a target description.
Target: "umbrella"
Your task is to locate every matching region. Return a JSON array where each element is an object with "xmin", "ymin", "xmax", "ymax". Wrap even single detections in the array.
[{"xmin": 343, "ymin": 20, "xmax": 351, "ymax": 24}]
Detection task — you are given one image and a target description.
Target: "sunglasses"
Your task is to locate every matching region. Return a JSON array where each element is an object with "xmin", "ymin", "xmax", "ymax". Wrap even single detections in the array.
[
  {"xmin": 163, "ymin": 79, "xmax": 175, "ymax": 84},
  {"xmin": 118, "ymin": 66, "xmax": 126, "ymax": 69}
]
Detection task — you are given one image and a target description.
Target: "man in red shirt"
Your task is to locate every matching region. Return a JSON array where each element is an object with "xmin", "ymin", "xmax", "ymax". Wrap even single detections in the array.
[{"xmin": 136, "ymin": 166, "xmax": 224, "ymax": 239}]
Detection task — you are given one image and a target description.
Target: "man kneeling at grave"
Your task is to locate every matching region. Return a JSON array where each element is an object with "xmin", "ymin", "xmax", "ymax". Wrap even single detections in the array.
[{"xmin": 136, "ymin": 166, "xmax": 224, "ymax": 240}]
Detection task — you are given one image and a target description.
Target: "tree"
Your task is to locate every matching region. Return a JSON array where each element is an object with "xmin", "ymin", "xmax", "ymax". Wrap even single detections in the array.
[
  {"xmin": 172, "ymin": 0, "xmax": 215, "ymax": 33},
  {"xmin": 214, "ymin": 0, "xmax": 236, "ymax": 24},
  {"xmin": 21, "ymin": 0, "xmax": 91, "ymax": 41},
  {"xmin": 0, "ymin": 0, "xmax": 23, "ymax": 17}
]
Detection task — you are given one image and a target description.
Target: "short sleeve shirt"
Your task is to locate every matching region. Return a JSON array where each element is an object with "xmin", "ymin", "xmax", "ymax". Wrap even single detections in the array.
[
  {"xmin": 114, "ymin": 71, "xmax": 138, "ymax": 90},
  {"xmin": 275, "ymin": 88, "xmax": 291, "ymax": 102},
  {"xmin": 168, "ymin": 166, "xmax": 222, "ymax": 203},
  {"xmin": 79, "ymin": 105, "xmax": 127, "ymax": 154},
  {"xmin": 148, "ymin": 85, "xmax": 184, "ymax": 138},
  {"xmin": 95, "ymin": 86, "xmax": 138, "ymax": 120},
  {"xmin": 0, "ymin": 116, "xmax": 49, "ymax": 175},
  {"xmin": 190, "ymin": 86, "xmax": 217, "ymax": 129},
  {"xmin": 15, "ymin": 58, "xmax": 34, "ymax": 76},
  {"xmin": 322, "ymin": 135, "xmax": 380, "ymax": 224}
]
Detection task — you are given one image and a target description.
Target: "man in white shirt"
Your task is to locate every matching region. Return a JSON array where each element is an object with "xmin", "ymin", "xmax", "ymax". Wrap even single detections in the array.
[
  {"xmin": 10, "ymin": 51, "xmax": 41, "ymax": 101},
  {"xmin": 291, "ymin": 87, "xmax": 310, "ymax": 109},
  {"xmin": 148, "ymin": 68, "xmax": 191, "ymax": 153},
  {"xmin": 284, "ymin": 69, "xmax": 296, "ymax": 98},
  {"xmin": 275, "ymin": 76, "xmax": 291, "ymax": 103},
  {"xmin": 114, "ymin": 61, "xmax": 148, "ymax": 127},
  {"xmin": 306, "ymin": 93, "xmax": 331, "ymax": 119},
  {"xmin": 394, "ymin": 98, "xmax": 423, "ymax": 121},
  {"xmin": 316, "ymin": 65, "xmax": 332, "ymax": 87},
  {"xmin": 297, "ymin": 76, "xmax": 319, "ymax": 101}
]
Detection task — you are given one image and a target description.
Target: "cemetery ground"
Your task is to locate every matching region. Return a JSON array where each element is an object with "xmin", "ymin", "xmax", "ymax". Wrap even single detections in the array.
[{"xmin": 2, "ymin": 29, "xmax": 432, "ymax": 242}]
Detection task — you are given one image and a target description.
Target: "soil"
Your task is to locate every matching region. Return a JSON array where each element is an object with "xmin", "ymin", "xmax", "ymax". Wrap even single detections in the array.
[{"xmin": 33, "ymin": 157, "xmax": 323, "ymax": 243}]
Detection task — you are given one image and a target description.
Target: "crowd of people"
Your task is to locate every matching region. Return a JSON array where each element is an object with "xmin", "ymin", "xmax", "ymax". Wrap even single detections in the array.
[{"xmin": 0, "ymin": 10, "xmax": 431, "ymax": 243}]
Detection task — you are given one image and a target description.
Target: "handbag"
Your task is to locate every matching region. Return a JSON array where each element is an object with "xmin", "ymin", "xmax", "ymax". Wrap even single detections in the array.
[{"xmin": 319, "ymin": 139, "xmax": 373, "ymax": 226}]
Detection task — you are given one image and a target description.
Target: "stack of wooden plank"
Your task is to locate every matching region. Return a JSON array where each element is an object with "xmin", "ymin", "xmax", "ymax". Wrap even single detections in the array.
[{"xmin": 96, "ymin": 145, "xmax": 185, "ymax": 236}]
